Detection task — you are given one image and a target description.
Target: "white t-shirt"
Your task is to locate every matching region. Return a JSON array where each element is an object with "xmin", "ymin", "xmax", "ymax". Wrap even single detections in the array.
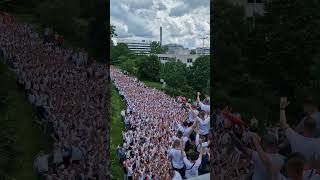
[
  {"xmin": 172, "ymin": 171, "xmax": 183, "ymax": 180},
  {"xmin": 26, "ymin": 81, "xmax": 31, "ymax": 90},
  {"xmin": 53, "ymin": 149, "xmax": 63, "ymax": 164},
  {"xmin": 197, "ymin": 117, "xmax": 210, "ymax": 135},
  {"xmin": 183, "ymin": 157, "xmax": 201, "ymax": 178},
  {"xmin": 178, "ymin": 125, "xmax": 193, "ymax": 137},
  {"xmin": 303, "ymin": 169, "xmax": 320, "ymax": 180},
  {"xmin": 285, "ymin": 128, "xmax": 320, "ymax": 166},
  {"xmin": 35, "ymin": 94, "xmax": 42, "ymax": 106},
  {"xmin": 195, "ymin": 134, "xmax": 208, "ymax": 155},
  {"xmin": 169, "ymin": 148, "xmax": 184, "ymax": 169},
  {"xmin": 71, "ymin": 146, "xmax": 82, "ymax": 160},
  {"xmin": 127, "ymin": 166, "xmax": 133, "ymax": 176},
  {"xmin": 252, "ymin": 151, "xmax": 285, "ymax": 180},
  {"xmin": 188, "ymin": 109, "xmax": 199, "ymax": 123},
  {"xmin": 199, "ymin": 102, "xmax": 210, "ymax": 114},
  {"xmin": 172, "ymin": 136, "xmax": 189, "ymax": 150},
  {"xmin": 28, "ymin": 94, "xmax": 35, "ymax": 104},
  {"xmin": 34, "ymin": 154, "xmax": 49, "ymax": 172}
]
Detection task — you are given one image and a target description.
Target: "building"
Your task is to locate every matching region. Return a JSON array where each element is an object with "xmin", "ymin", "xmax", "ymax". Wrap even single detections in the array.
[
  {"xmin": 163, "ymin": 43, "xmax": 190, "ymax": 55},
  {"xmin": 158, "ymin": 53, "xmax": 201, "ymax": 67},
  {"xmin": 231, "ymin": 0, "xmax": 265, "ymax": 17},
  {"xmin": 158, "ymin": 43, "xmax": 210, "ymax": 66},
  {"xmin": 196, "ymin": 47, "xmax": 210, "ymax": 55},
  {"xmin": 116, "ymin": 39, "xmax": 151, "ymax": 55}
]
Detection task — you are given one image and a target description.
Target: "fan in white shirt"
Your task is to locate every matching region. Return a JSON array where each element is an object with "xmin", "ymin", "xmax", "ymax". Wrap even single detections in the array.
[
  {"xmin": 182, "ymin": 139, "xmax": 203, "ymax": 179},
  {"xmin": 168, "ymin": 140, "xmax": 185, "ymax": 174},
  {"xmin": 187, "ymin": 103, "xmax": 199, "ymax": 124},
  {"xmin": 196, "ymin": 92, "xmax": 210, "ymax": 114},
  {"xmin": 197, "ymin": 111, "xmax": 210, "ymax": 136},
  {"xmin": 171, "ymin": 131, "xmax": 189, "ymax": 150},
  {"xmin": 170, "ymin": 169, "xmax": 183, "ymax": 180}
]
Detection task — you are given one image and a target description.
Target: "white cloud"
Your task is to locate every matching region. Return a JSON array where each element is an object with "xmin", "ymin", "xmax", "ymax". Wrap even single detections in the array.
[{"xmin": 110, "ymin": 0, "xmax": 210, "ymax": 48}]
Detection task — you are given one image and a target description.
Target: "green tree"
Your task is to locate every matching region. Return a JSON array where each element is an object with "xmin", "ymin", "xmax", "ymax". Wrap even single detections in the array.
[
  {"xmin": 110, "ymin": 43, "xmax": 132, "ymax": 65},
  {"xmin": 212, "ymin": 0, "xmax": 249, "ymax": 97},
  {"xmin": 138, "ymin": 55, "xmax": 161, "ymax": 81},
  {"xmin": 110, "ymin": 25, "xmax": 117, "ymax": 46},
  {"xmin": 110, "ymin": 25, "xmax": 117, "ymax": 38},
  {"xmin": 246, "ymin": 0, "xmax": 320, "ymax": 95},
  {"xmin": 150, "ymin": 41, "xmax": 167, "ymax": 54},
  {"xmin": 120, "ymin": 58, "xmax": 138, "ymax": 76},
  {"xmin": 188, "ymin": 56, "xmax": 210, "ymax": 94},
  {"xmin": 161, "ymin": 60, "xmax": 188, "ymax": 88},
  {"xmin": 36, "ymin": 0, "xmax": 81, "ymax": 35}
]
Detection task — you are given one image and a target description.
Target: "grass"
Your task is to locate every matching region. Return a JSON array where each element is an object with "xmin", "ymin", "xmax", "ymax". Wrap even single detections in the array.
[
  {"xmin": 109, "ymin": 83, "xmax": 125, "ymax": 180},
  {"xmin": 0, "ymin": 61, "xmax": 52, "ymax": 180},
  {"xmin": 142, "ymin": 80, "xmax": 163, "ymax": 91}
]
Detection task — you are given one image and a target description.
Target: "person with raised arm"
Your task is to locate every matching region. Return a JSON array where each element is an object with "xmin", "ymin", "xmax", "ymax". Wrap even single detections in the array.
[
  {"xmin": 182, "ymin": 139, "xmax": 203, "ymax": 178},
  {"xmin": 195, "ymin": 127, "xmax": 208, "ymax": 175},
  {"xmin": 168, "ymin": 139, "xmax": 185, "ymax": 179},
  {"xmin": 243, "ymin": 132, "xmax": 285, "ymax": 180},
  {"xmin": 280, "ymin": 97, "xmax": 320, "ymax": 167},
  {"xmin": 295, "ymin": 97, "xmax": 320, "ymax": 138},
  {"xmin": 196, "ymin": 111, "xmax": 210, "ymax": 138},
  {"xmin": 196, "ymin": 92, "xmax": 210, "ymax": 114},
  {"xmin": 251, "ymin": 132, "xmax": 320, "ymax": 180}
]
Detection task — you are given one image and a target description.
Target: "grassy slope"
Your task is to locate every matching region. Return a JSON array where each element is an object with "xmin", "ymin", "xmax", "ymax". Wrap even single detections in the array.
[
  {"xmin": 142, "ymin": 80, "xmax": 163, "ymax": 91},
  {"xmin": 0, "ymin": 62, "xmax": 52, "ymax": 180},
  {"xmin": 109, "ymin": 83, "xmax": 125, "ymax": 180}
]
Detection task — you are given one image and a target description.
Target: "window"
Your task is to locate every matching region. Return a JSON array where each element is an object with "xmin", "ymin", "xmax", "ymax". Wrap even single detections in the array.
[{"xmin": 187, "ymin": 58, "xmax": 193, "ymax": 63}]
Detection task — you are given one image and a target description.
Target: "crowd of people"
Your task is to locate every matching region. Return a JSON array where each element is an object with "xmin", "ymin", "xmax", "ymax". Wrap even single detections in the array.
[
  {"xmin": 0, "ymin": 22, "xmax": 108, "ymax": 180},
  {"xmin": 210, "ymin": 97, "xmax": 320, "ymax": 180},
  {"xmin": 111, "ymin": 67, "xmax": 211, "ymax": 180}
]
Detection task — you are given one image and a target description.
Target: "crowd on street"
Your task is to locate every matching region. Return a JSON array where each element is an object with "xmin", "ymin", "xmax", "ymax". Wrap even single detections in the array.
[
  {"xmin": 0, "ymin": 22, "xmax": 108, "ymax": 180},
  {"xmin": 111, "ymin": 67, "xmax": 211, "ymax": 180}
]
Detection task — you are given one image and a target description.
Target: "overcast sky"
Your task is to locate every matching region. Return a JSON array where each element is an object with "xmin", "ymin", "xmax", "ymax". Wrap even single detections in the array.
[{"xmin": 110, "ymin": 0, "xmax": 210, "ymax": 49}]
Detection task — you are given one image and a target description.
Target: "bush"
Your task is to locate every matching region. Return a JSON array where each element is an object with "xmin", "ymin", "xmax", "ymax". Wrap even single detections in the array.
[{"xmin": 138, "ymin": 55, "xmax": 161, "ymax": 81}]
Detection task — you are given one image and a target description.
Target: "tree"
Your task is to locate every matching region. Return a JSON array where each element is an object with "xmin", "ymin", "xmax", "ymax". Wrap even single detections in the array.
[
  {"xmin": 110, "ymin": 25, "xmax": 117, "ymax": 38},
  {"xmin": 110, "ymin": 43, "xmax": 132, "ymax": 65},
  {"xmin": 161, "ymin": 60, "xmax": 188, "ymax": 88},
  {"xmin": 120, "ymin": 58, "xmax": 138, "ymax": 76},
  {"xmin": 110, "ymin": 25, "xmax": 117, "ymax": 47},
  {"xmin": 150, "ymin": 41, "xmax": 167, "ymax": 54},
  {"xmin": 138, "ymin": 55, "xmax": 161, "ymax": 81},
  {"xmin": 188, "ymin": 56, "xmax": 210, "ymax": 94},
  {"xmin": 212, "ymin": 0, "xmax": 252, "ymax": 101},
  {"xmin": 245, "ymin": 0, "xmax": 320, "ymax": 96},
  {"xmin": 36, "ymin": 0, "xmax": 81, "ymax": 35}
]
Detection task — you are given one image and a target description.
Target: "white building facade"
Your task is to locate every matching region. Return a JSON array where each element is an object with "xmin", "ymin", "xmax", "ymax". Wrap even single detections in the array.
[
  {"xmin": 196, "ymin": 47, "xmax": 210, "ymax": 55},
  {"xmin": 157, "ymin": 43, "xmax": 210, "ymax": 66},
  {"xmin": 163, "ymin": 44, "xmax": 190, "ymax": 55},
  {"xmin": 116, "ymin": 39, "xmax": 151, "ymax": 55},
  {"xmin": 158, "ymin": 54, "xmax": 202, "ymax": 67}
]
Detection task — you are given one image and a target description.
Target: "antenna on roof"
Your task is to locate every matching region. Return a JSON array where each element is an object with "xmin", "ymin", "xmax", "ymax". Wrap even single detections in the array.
[
  {"xmin": 200, "ymin": 37, "xmax": 208, "ymax": 55},
  {"xmin": 200, "ymin": 37, "xmax": 208, "ymax": 48}
]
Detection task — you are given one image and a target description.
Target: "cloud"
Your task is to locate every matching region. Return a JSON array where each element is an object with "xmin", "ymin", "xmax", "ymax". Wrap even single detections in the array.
[{"xmin": 110, "ymin": 0, "xmax": 210, "ymax": 48}]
